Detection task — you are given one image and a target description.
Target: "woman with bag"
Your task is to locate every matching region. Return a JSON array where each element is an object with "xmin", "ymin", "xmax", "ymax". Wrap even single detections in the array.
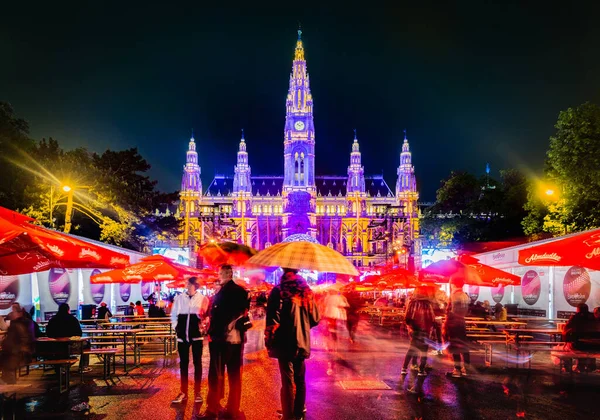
[{"xmin": 171, "ymin": 276, "xmax": 210, "ymax": 404}]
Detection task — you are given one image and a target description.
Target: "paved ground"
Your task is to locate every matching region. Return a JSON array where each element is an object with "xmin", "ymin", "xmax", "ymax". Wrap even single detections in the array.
[{"xmin": 7, "ymin": 319, "xmax": 600, "ymax": 420}]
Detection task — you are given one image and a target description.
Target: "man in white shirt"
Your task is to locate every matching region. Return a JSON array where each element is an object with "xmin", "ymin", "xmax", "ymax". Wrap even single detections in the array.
[{"xmin": 171, "ymin": 277, "xmax": 209, "ymax": 405}]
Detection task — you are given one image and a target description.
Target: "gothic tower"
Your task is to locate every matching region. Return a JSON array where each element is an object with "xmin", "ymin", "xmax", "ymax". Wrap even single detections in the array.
[
  {"xmin": 233, "ymin": 130, "xmax": 251, "ymax": 194},
  {"xmin": 396, "ymin": 131, "xmax": 418, "ymax": 201},
  {"xmin": 180, "ymin": 133, "xmax": 202, "ymax": 241},
  {"xmin": 347, "ymin": 130, "xmax": 365, "ymax": 194},
  {"xmin": 283, "ymin": 29, "xmax": 316, "ymax": 193}
]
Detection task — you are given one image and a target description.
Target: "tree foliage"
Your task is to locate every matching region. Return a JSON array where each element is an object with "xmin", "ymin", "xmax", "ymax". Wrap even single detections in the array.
[
  {"xmin": 423, "ymin": 168, "xmax": 529, "ymax": 249},
  {"xmin": 523, "ymin": 102, "xmax": 600, "ymax": 237},
  {"xmin": 0, "ymin": 102, "xmax": 181, "ymax": 251}
]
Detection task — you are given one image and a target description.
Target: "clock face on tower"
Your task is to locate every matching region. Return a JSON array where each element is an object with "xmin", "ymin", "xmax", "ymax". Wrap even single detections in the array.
[{"xmin": 294, "ymin": 121, "xmax": 305, "ymax": 131}]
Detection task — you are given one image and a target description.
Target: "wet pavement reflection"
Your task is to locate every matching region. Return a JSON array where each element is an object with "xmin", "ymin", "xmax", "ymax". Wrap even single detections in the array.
[{"xmin": 12, "ymin": 318, "xmax": 600, "ymax": 419}]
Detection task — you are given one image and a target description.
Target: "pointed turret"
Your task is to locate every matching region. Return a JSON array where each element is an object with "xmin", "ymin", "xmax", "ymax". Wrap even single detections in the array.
[
  {"xmin": 181, "ymin": 132, "xmax": 202, "ymax": 194},
  {"xmin": 233, "ymin": 129, "xmax": 252, "ymax": 194},
  {"xmin": 396, "ymin": 130, "xmax": 418, "ymax": 201},
  {"xmin": 283, "ymin": 28, "xmax": 316, "ymax": 191},
  {"xmin": 347, "ymin": 129, "xmax": 365, "ymax": 194}
]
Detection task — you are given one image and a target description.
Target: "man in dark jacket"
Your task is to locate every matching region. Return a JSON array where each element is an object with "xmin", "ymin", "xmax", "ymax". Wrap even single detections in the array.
[
  {"xmin": 46, "ymin": 303, "xmax": 90, "ymax": 371},
  {"xmin": 0, "ymin": 306, "xmax": 35, "ymax": 384},
  {"xmin": 200, "ymin": 264, "xmax": 249, "ymax": 420},
  {"xmin": 266, "ymin": 268, "xmax": 320, "ymax": 420}
]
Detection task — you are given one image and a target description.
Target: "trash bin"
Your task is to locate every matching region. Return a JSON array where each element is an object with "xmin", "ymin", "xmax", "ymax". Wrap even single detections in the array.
[
  {"xmin": 80, "ymin": 304, "xmax": 96, "ymax": 320},
  {"xmin": 505, "ymin": 304, "xmax": 518, "ymax": 316}
]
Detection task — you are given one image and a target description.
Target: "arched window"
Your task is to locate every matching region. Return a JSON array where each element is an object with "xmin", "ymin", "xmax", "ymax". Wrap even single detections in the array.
[{"xmin": 300, "ymin": 152, "xmax": 305, "ymax": 184}]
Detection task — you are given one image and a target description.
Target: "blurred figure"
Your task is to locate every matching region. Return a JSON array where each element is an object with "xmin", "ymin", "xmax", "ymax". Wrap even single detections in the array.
[
  {"xmin": 5, "ymin": 302, "xmax": 22, "ymax": 321},
  {"xmin": 266, "ymin": 268, "xmax": 320, "ymax": 420},
  {"xmin": 444, "ymin": 285, "xmax": 471, "ymax": 377},
  {"xmin": 594, "ymin": 306, "xmax": 600, "ymax": 320},
  {"xmin": 401, "ymin": 287, "xmax": 435, "ymax": 376},
  {"xmin": 148, "ymin": 283, "xmax": 168, "ymax": 306},
  {"xmin": 149, "ymin": 303, "xmax": 167, "ymax": 318},
  {"xmin": 344, "ymin": 291, "xmax": 361, "ymax": 343},
  {"xmin": 494, "ymin": 303, "xmax": 507, "ymax": 321},
  {"xmin": 135, "ymin": 301, "xmax": 145, "ymax": 316},
  {"xmin": 124, "ymin": 302, "xmax": 135, "ymax": 316},
  {"xmin": 97, "ymin": 302, "xmax": 112, "ymax": 322},
  {"xmin": 47, "ymin": 303, "xmax": 90, "ymax": 372},
  {"xmin": 0, "ymin": 305, "xmax": 35, "ymax": 384},
  {"xmin": 482, "ymin": 300, "xmax": 491, "ymax": 315},
  {"xmin": 563, "ymin": 303, "xmax": 599, "ymax": 372},
  {"xmin": 431, "ymin": 287, "xmax": 447, "ymax": 355},
  {"xmin": 322, "ymin": 290, "xmax": 349, "ymax": 346}
]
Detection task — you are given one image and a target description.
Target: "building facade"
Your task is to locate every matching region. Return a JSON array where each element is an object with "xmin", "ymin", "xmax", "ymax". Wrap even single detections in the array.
[{"xmin": 180, "ymin": 30, "xmax": 420, "ymax": 269}]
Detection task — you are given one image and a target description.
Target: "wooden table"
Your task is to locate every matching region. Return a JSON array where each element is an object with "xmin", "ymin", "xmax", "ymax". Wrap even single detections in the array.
[
  {"xmin": 465, "ymin": 320, "xmax": 527, "ymax": 327},
  {"xmin": 82, "ymin": 329, "xmax": 143, "ymax": 372}
]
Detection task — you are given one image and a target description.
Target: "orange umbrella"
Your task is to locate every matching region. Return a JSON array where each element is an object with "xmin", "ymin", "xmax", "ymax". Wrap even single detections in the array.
[
  {"xmin": 0, "ymin": 207, "xmax": 129, "ymax": 275},
  {"xmin": 91, "ymin": 255, "xmax": 209, "ymax": 284}
]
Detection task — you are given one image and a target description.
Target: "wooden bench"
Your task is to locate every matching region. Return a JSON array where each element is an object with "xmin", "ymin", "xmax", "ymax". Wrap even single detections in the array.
[
  {"xmin": 551, "ymin": 350, "xmax": 600, "ymax": 374},
  {"xmin": 19, "ymin": 359, "xmax": 77, "ymax": 393},
  {"xmin": 0, "ymin": 384, "xmax": 32, "ymax": 420},
  {"xmin": 84, "ymin": 348, "xmax": 119, "ymax": 379},
  {"xmin": 509, "ymin": 341, "xmax": 563, "ymax": 369},
  {"xmin": 136, "ymin": 333, "xmax": 177, "ymax": 355},
  {"xmin": 477, "ymin": 340, "xmax": 508, "ymax": 366}
]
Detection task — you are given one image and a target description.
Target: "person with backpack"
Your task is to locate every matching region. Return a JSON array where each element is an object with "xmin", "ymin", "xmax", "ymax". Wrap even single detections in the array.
[
  {"xmin": 401, "ymin": 286, "xmax": 435, "ymax": 377},
  {"xmin": 265, "ymin": 268, "xmax": 320, "ymax": 420}
]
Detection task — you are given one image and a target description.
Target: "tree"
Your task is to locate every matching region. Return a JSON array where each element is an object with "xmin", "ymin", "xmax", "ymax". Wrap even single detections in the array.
[
  {"xmin": 523, "ymin": 102, "xmax": 600, "ymax": 237},
  {"xmin": 0, "ymin": 102, "xmax": 35, "ymax": 210},
  {"xmin": 432, "ymin": 171, "xmax": 480, "ymax": 214}
]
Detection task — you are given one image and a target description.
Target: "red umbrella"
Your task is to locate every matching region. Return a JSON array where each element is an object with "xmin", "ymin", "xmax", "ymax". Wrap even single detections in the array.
[
  {"xmin": 518, "ymin": 228, "xmax": 600, "ymax": 270},
  {"xmin": 419, "ymin": 257, "xmax": 520, "ymax": 287},
  {"xmin": 91, "ymin": 255, "xmax": 209, "ymax": 284},
  {"xmin": 198, "ymin": 241, "xmax": 257, "ymax": 267},
  {"xmin": 0, "ymin": 207, "xmax": 129, "ymax": 275}
]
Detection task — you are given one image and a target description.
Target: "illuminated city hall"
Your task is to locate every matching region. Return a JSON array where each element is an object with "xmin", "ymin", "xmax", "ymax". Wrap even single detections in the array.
[{"xmin": 179, "ymin": 30, "xmax": 420, "ymax": 269}]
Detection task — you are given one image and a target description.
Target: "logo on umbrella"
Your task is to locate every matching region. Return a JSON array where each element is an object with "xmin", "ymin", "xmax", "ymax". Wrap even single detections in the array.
[
  {"xmin": 79, "ymin": 248, "xmax": 101, "ymax": 260},
  {"xmin": 524, "ymin": 253, "xmax": 561, "ymax": 264},
  {"xmin": 585, "ymin": 247, "xmax": 600, "ymax": 259}
]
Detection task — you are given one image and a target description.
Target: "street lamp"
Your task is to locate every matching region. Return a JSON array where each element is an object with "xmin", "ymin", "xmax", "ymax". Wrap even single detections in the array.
[
  {"xmin": 545, "ymin": 189, "xmax": 555, "ymax": 196},
  {"xmin": 63, "ymin": 185, "xmax": 74, "ymax": 234}
]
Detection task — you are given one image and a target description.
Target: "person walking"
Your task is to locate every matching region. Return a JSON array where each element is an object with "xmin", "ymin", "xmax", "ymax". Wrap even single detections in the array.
[
  {"xmin": 344, "ymin": 291, "xmax": 361, "ymax": 343},
  {"xmin": 0, "ymin": 305, "xmax": 35, "ymax": 384},
  {"xmin": 266, "ymin": 268, "xmax": 320, "ymax": 420},
  {"xmin": 443, "ymin": 284, "xmax": 471, "ymax": 377},
  {"xmin": 401, "ymin": 286, "xmax": 435, "ymax": 377},
  {"xmin": 199, "ymin": 265, "xmax": 249, "ymax": 420},
  {"xmin": 171, "ymin": 276, "xmax": 210, "ymax": 404}
]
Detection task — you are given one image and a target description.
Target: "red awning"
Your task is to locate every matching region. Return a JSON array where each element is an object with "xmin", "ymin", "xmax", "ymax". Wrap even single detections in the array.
[
  {"xmin": 518, "ymin": 228, "xmax": 600, "ymax": 270},
  {"xmin": 0, "ymin": 207, "xmax": 129, "ymax": 275},
  {"xmin": 91, "ymin": 255, "xmax": 212, "ymax": 284},
  {"xmin": 419, "ymin": 256, "xmax": 520, "ymax": 287}
]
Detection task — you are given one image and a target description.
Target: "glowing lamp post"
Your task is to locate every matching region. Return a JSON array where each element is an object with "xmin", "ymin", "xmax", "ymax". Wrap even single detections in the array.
[{"xmin": 62, "ymin": 185, "xmax": 74, "ymax": 234}]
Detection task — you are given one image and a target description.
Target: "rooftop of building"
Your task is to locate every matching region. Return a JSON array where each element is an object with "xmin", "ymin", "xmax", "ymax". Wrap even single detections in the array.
[{"xmin": 204, "ymin": 175, "xmax": 394, "ymax": 198}]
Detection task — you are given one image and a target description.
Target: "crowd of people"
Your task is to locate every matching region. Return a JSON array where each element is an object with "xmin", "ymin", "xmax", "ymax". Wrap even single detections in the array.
[{"xmin": 3, "ymin": 270, "xmax": 600, "ymax": 419}]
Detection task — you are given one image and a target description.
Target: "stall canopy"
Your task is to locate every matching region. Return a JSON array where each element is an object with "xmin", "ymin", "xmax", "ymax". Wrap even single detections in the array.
[
  {"xmin": 0, "ymin": 206, "xmax": 129, "ymax": 275},
  {"xmin": 91, "ymin": 254, "xmax": 210, "ymax": 284},
  {"xmin": 419, "ymin": 256, "xmax": 520, "ymax": 287},
  {"xmin": 518, "ymin": 228, "xmax": 600, "ymax": 271}
]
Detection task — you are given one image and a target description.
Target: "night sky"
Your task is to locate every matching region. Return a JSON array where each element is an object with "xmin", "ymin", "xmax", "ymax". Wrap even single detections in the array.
[{"xmin": 2, "ymin": 2, "xmax": 599, "ymax": 201}]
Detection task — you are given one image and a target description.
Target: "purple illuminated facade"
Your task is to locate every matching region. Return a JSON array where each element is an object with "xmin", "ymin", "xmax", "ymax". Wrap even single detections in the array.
[{"xmin": 179, "ymin": 30, "xmax": 420, "ymax": 268}]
